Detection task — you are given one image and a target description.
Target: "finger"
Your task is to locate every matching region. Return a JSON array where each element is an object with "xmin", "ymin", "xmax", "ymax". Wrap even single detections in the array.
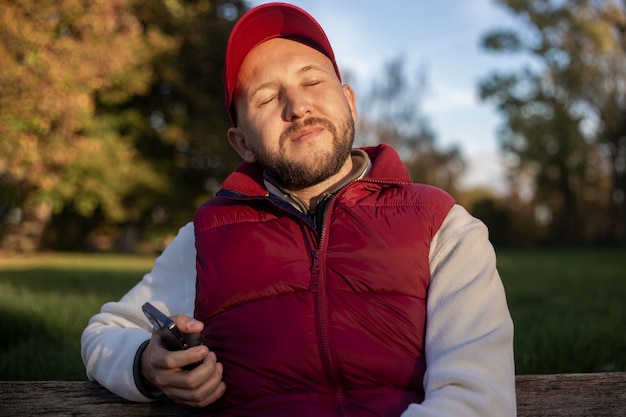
[
  {"xmin": 161, "ymin": 352, "xmax": 221, "ymax": 393},
  {"xmin": 141, "ymin": 334, "xmax": 182, "ymax": 390},
  {"xmin": 181, "ymin": 350, "xmax": 219, "ymax": 386},
  {"xmin": 171, "ymin": 314, "xmax": 204, "ymax": 334},
  {"xmin": 156, "ymin": 346, "xmax": 209, "ymax": 371},
  {"xmin": 152, "ymin": 346, "xmax": 213, "ymax": 390},
  {"xmin": 166, "ymin": 361, "xmax": 227, "ymax": 408},
  {"xmin": 194, "ymin": 362, "xmax": 227, "ymax": 407}
]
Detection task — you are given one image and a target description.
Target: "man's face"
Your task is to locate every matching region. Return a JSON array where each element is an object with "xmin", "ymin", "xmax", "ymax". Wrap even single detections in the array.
[{"xmin": 228, "ymin": 38, "xmax": 358, "ymax": 191}]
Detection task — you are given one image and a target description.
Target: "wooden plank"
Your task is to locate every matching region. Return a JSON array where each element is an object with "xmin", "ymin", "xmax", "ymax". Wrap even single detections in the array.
[
  {"xmin": 0, "ymin": 373, "xmax": 625, "ymax": 416},
  {"xmin": 515, "ymin": 373, "xmax": 626, "ymax": 417},
  {"xmin": 0, "ymin": 381, "xmax": 196, "ymax": 417}
]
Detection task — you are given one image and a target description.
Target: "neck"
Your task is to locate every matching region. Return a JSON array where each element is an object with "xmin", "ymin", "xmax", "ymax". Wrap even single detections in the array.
[
  {"xmin": 265, "ymin": 150, "xmax": 370, "ymax": 212},
  {"xmin": 295, "ymin": 157, "xmax": 354, "ymax": 210}
]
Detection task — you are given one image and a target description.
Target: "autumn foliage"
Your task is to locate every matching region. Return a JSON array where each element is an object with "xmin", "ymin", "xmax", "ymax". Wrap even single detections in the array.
[{"xmin": 0, "ymin": 0, "xmax": 242, "ymax": 252}]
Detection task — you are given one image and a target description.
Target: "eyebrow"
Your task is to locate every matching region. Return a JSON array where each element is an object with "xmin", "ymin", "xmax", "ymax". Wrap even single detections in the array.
[
  {"xmin": 248, "ymin": 64, "xmax": 331, "ymax": 98},
  {"xmin": 297, "ymin": 64, "xmax": 330, "ymax": 75}
]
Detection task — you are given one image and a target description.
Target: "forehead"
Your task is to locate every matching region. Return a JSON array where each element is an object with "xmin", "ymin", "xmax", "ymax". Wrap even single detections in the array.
[{"xmin": 236, "ymin": 38, "xmax": 335, "ymax": 85}]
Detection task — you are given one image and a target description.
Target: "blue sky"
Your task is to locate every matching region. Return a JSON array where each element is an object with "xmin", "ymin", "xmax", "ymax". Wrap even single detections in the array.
[{"xmin": 245, "ymin": 0, "xmax": 527, "ymax": 192}]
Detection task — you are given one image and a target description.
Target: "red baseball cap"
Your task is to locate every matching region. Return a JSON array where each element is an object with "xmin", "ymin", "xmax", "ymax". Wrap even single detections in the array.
[{"xmin": 223, "ymin": 2, "xmax": 341, "ymax": 125}]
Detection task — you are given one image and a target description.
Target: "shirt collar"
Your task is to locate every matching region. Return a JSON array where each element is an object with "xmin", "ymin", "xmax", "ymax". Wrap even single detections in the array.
[{"xmin": 264, "ymin": 149, "xmax": 371, "ymax": 213}]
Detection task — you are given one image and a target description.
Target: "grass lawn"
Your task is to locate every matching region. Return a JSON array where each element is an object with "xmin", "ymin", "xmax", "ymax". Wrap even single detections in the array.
[
  {"xmin": 497, "ymin": 248, "xmax": 626, "ymax": 374},
  {"xmin": 0, "ymin": 248, "xmax": 625, "ymax": 380},
  {"xmin": 0, "ymin": 253, "xmax": 153, "ymax": 380}
]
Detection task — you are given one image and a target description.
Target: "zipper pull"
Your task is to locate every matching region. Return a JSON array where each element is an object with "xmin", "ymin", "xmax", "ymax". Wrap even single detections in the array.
[{"xmin": 309, "ymin": 250, "xmax": 321, "ymax": 292}]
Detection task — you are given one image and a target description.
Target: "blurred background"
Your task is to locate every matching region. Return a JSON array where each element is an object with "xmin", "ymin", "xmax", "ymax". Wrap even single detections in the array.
[
  {"xmin": 1, "ymin": 0, "xmax": 625, "ymax": 253},
  {"xmin": 0, "ymin": 0, "xmax": 625, "ymax": 381}
]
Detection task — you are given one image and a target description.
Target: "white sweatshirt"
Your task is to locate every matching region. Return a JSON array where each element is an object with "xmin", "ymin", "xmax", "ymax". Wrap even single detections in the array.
[{"xmin": 81, "ymin": 204, "xmax": 516, "ymax": 416}]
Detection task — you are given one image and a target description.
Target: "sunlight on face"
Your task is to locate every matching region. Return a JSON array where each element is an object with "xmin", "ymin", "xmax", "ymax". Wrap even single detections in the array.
[
  {"xmin": 232, "ymin": 38, "xmax": 357, "ymax": 191},
  {"xmin": 250, "ymin": 114, "xmax": 355, "ymax": 190}
]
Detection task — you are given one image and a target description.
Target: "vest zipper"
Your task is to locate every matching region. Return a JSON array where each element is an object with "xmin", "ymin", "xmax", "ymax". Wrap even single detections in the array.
[
  {"xmin": 310, "ymin": 248, "xmax": 348, "ymax": 415},
  {"xmin": 309, "ymin": 178, "xmax": 412, "ymax": 414},
  {"xmin": 309, "ymin": 186, "xmax": 355, "ymax": 415},
  {"xmin": 235, "ymin": 193, "xmax": 350, "ymax": 410}
]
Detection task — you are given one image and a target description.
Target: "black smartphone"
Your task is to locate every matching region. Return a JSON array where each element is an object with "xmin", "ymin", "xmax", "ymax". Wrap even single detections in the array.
[{"xmin": 141, "ymin": 302, "xmax": 202, "ymax": 351}]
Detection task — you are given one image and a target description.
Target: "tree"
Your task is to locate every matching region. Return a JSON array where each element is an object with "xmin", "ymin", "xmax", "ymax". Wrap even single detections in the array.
[
  {"xmin": 0, "ymin": 0, "xmax": 246, "ymax": 252},
  {"xmin": 356, "ymin": 57, "xmax": 466, "ymax": 197},
  {"xmin": 582, "ymin": 0, "xmax": 626, "ymax": 242},
  {"xmin": 479, "ymin": 0, "xmax": 625, "ymax": 244},
  {"xmin": 120, "ymin": 0, "xmax": 246, "ymax": 233},
  {"xmin": 0, "ymin": 0, "xmax": 173, "ymax": 252}
]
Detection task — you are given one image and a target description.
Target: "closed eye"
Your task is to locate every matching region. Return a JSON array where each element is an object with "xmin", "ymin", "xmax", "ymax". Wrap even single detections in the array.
[
  {"xmin": 304, "ymin": 80, "xmax": 322, "ymax": 87},
  {"xmin": 259, "ymin": 95, "xmax": 276, "ymax": 106}
]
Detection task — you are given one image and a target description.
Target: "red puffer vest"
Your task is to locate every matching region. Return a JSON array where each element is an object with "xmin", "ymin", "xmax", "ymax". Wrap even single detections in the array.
[{"xmin": 194, "ymin": 144, "xmax": 454, "ymax": 417}]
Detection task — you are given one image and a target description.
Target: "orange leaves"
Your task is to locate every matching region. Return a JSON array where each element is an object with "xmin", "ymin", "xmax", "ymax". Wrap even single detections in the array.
[{"xmin": 0, "ymin": 0, "xmax": 172, "ymax": 218}]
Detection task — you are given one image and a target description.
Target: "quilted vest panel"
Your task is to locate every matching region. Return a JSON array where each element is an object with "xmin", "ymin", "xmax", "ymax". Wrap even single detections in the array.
[{"xmin": 194, "ymin": 166, "xmax": 454, "ymax": 417}]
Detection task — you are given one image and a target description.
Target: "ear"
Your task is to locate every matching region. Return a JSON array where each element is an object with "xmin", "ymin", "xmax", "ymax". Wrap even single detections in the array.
[
  {"xmin": 228, "ymin": 127, "xmax": 257, "ymax": 163},
  {"xmin": 342, "ymin": 84, "xmax": 358, "ymax": 122}
]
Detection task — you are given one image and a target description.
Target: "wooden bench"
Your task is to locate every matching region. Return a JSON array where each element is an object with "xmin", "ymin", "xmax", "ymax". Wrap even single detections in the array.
[{"xmin": 1, "ymin": 373, "xmax": 625, "ymax": 416}]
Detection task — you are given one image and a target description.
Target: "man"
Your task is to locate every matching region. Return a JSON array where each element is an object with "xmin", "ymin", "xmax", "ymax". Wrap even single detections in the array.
[{"xmin": 81, "ymin": 3, "xmax": 516, "ymax": 416}]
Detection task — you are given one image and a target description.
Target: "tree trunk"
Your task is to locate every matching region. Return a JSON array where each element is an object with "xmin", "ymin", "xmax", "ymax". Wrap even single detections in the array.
[
  {"xmin": 118, "ymin": 222, "xmax": 138, "ymax": 253},
  {"xmin": 0, "ymin": 201, "xmax": 53, "ymax": 253}
]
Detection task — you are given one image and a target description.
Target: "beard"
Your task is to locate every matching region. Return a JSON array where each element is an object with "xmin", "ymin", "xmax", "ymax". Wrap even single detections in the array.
[{"xmin": 250, "ymin": 114, "xmax": 355, "ymax": 191}]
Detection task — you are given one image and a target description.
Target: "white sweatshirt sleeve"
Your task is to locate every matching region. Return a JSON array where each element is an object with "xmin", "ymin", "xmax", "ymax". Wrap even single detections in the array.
[
  {"xmin": 80, "ymin": 222, "xmax": 197, "ymax": 402},
  {"xmin": 81, "ymin": 206, "xmax": 515, "ymax": 412},
  {"xmin": 401, "ymin": 204, "xmax": 517, "ymax": 417}
]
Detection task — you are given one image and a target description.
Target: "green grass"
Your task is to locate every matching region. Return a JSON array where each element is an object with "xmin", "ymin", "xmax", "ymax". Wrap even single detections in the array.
[
  {"xmin": 0, "ymin": 249, "xmax": 625, "ymax": 380},
  {"xmin": 0, "ymin": 253, "xmax": 153, "ymax": 380},
  {"xmin": 497, "ymin": 248, "xmax": 626, "ymax": 375}
]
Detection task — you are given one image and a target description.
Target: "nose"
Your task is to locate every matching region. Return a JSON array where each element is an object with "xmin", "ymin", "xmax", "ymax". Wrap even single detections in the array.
[{"xmin": 281, "ymin": 87, "xmax": 310, "ymax": 121}]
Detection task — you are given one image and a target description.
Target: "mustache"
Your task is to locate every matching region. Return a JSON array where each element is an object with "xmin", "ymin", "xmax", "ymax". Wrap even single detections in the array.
[{"xmin": 279, "ymin": 117, "xmax": 337, "ymax": 145}]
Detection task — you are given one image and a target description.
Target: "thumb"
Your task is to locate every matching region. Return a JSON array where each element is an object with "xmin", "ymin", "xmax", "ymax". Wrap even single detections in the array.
[{"xmin": 172, "ymin": 314, "xmax": 204, "ymax": 333}]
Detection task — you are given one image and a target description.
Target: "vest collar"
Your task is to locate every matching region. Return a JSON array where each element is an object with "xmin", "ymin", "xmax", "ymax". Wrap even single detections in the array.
[
  {"xmin": 219, "ymin": 144, "xmax": 411, "ymax": 202},
  {"xmin": 263, "ymin": 149, "xmax": 371, "ymax": 213}
]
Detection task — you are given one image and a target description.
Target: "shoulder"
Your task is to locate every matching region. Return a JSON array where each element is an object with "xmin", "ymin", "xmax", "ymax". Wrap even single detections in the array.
[
  {"xmin": 157, "ymin": 222, "xmax": 196, "ymax": 268},
  {"xmin": 403, "ymin": 183, "xmax": 455, "ymax": 214},
  {"xmin": 172, "ymin": 222, "xmax": 195, "ymax": 249},
  {"xmin": 430, "ymin": 204, "xmax": 491, "ymax": 261},
  {"xmin": 381, "ymin": 183, "xmax": 455, "ymax": 222}
]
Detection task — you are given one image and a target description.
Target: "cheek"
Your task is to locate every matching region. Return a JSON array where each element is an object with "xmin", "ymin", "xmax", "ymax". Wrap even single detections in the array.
[
  {"xmin": 245, "ymin": 124, "xmax": 282, "ymax": 155},
  {"xmin": 320, "ymin": 90, "xmax": 354, "ymax": 119}
]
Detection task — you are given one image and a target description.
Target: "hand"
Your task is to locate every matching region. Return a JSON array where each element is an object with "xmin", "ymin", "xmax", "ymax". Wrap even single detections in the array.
[{"xmin": 140, "ymin": 315, "xmax": 227, "ymax": 407}]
